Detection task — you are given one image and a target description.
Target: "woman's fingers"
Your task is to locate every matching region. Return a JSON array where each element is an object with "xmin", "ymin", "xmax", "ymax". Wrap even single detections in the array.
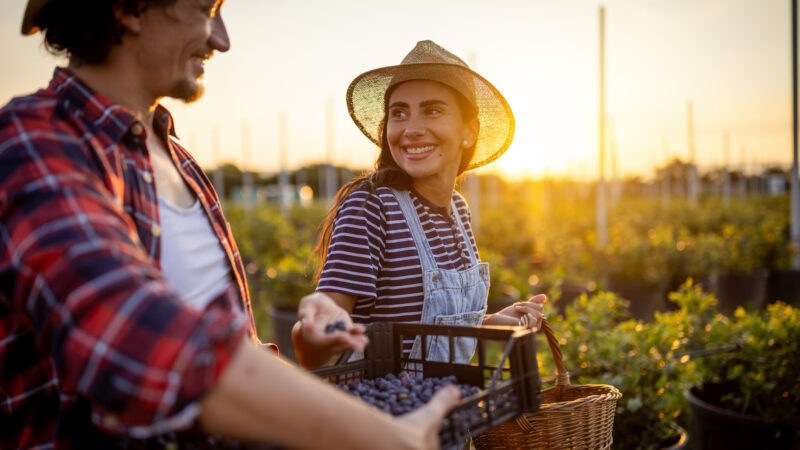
[
  {"xmin": 514, "ymin": 302, "xmax": 544, "ymax": 316},
  {"xmin": 528, "ymin": 294, "xmax": 547, "ymax": 304}
]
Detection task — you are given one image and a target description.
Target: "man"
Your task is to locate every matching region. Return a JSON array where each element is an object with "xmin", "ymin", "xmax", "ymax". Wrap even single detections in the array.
[{"xmin": 0, "ymin": 0, "xmax": 459, "ymax": 448}]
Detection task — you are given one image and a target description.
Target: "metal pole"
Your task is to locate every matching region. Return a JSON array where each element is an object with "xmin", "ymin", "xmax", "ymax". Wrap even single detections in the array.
[
  {"xmin": 241, "ymin": 121, "xmax": 253, "ymax": 210},
  {"xmin": 792, "ymin": 0, "xmax": 800, "ymax": 268},
  {"xmin": 279, "ymin": 111, "xmax": 290, "ymax": 214},
  {"xmin": 466, "ymin": 51, "xmax": 481, "ymax": 232},
  {"xmin": 325, "ymin": 96, "xmax": 337, "ymax": 203},
  {"xmin": 211, "ymin": 126, "xmax": 225, "ymax": 200},
  {"xmin": 687, "ymin": 101, "xmax": 698, "ymax": 206},
  {"xmin": 723, "ymin": 130, "xmax": 731, "ymax": 206},
  {"xmin": 597, "ymin": 6, "xmax": 608, "ymax": 246},
  {"xmin": 662, "ymin": 137, "xmax": 671, "ymax": 209}
]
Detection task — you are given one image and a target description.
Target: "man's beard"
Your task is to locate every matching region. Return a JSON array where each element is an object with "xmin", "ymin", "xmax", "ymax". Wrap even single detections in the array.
[{"xmin": 171, "ymin": 78, "xmax": 205, "ymax": 103}]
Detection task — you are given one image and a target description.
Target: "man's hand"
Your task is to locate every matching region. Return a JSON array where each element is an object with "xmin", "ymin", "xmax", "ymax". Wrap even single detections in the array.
[
  {"xmin": 292, "ymin": 292, "xmax": 368, "ymax": 368},
  {"xmin": 398, "ymin": 385, "xmax": 461, "ymax": 450}
]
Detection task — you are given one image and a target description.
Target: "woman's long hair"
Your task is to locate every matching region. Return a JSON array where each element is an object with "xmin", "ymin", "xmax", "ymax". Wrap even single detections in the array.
[{"xmin": 312, "ymin": 83, "xmax": 478, "ymax": 282}]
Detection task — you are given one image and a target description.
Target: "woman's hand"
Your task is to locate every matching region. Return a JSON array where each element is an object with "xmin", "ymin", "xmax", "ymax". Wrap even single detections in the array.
[
  {"xmin": 484, "ymin": 294, "xmax": 546, "ymax": 331},
  {"xmin": 292, "ymin": 292, "xmax": 368, "ymax": 368}
]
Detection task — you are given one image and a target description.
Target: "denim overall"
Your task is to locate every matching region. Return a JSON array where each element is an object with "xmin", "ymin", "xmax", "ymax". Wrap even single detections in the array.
[{"xmin": 391, "ymin": 189, "xmax": 489, "ymax": 364}]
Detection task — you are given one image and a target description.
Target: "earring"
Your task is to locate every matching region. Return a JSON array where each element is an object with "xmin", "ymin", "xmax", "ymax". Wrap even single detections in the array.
[{"xmin": 462, "ymin": 140, "xmax": 469, "ymax": 147}]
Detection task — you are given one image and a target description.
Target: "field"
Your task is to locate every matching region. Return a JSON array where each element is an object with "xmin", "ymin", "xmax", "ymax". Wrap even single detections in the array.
[{"xmin": 225, "ymin": 177, "xmax": 799, "ymax": 448}]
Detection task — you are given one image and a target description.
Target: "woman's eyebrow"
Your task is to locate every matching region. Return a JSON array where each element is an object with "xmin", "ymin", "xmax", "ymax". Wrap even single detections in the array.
[
  {"xmin": 420, "ymin": 100, "xmax": 448, "ymax": 107},
  {"xmin": 388, "ymin": 101, "xmax": 409, "ymax": 109}
]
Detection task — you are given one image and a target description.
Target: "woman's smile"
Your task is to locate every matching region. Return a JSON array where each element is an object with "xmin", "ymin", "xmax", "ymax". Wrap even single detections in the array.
[{"xmin": 402, "ymin": 143, "xmax": 437, "ymax": 158}]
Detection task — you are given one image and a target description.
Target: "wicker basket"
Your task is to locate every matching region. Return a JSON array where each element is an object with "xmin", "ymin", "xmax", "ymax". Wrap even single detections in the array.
[{"xmin": 474, "ymin": 318, "xmax": 621, "ymax": 449}]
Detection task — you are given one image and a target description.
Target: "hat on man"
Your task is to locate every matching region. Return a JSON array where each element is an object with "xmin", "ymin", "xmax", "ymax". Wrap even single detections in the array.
[
  {"xmin": 21, "ymin": 0, "xmax": 49, "ymax": 35},
  {"xmin": 346, "ymin": 40, "xmax": 515, "ymax": 170}
]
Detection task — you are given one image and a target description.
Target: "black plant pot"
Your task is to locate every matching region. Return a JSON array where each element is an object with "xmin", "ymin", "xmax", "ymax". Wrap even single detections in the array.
[
  {"xmin": 554, "ymin": 281, "xmax": 592, "ymax": 315},
  {"xmin": 713, "ymin": 269, "xmax": 768, "ymax": 315},
  {"xmin": 268, "ymin": 304, "xmax": 298, "ymax": 362},
  {"xmin": 766, "ymin": 269, "xmax": 800, "ymax": 308},
  {"xmin": 662, "ymin": 423, "xmax": 689, "ymax": 450},
  {"xmin": 686, "ymin": 383, "xmax": 798, "ymax": 450},
  {"xmin": 606, "ymin": 277, "xmax": 665, "ymax": 321}
]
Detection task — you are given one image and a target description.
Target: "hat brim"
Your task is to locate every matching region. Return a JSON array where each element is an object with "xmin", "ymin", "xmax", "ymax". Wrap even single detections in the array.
[
  {"xmin": 21, "ymin": 0, "xmax": 48, "ymax": 35},
  {"xmin": 346, "ymin": 62, "xmax": 515, "ymax": 170}
]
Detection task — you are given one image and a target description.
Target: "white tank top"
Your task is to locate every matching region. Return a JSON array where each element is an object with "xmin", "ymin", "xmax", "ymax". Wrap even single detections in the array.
[{"xmin": 158, "ymin": 197, "xmax": 232, "ymax": 312}]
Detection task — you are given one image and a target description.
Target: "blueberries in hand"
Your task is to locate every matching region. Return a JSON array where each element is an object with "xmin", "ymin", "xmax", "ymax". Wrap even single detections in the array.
[{"xmin": 324, "ymin": 320, "xmax": 347, "ymax": 334}]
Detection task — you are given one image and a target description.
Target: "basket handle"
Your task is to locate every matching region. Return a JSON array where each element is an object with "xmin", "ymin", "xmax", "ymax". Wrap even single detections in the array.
[{"xmin": 540, "ymin": 317, "xmax": 570, "ymax": 386}]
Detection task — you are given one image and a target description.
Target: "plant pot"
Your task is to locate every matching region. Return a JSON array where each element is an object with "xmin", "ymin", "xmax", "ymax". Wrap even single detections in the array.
[
  {"xmin": 606, "ymin": 277, "xmax": 666, "ymax": 321},
  {"xmin": 554, "ymin": 281, "xmax": 592, "ymax": 315},
  {"xmin": 268, "ymin": 304, "xmax": 298, "ymax": 362},
  {"xmin": 766, "ymin": 269, "xmax": 800, "ymax": 308},
  {"xmin": 686, "ymin": 383, "xmax": 798, "ymax": 450},
  {"xmin": 713, "ymin": 269, "xmax": 768, "ymax": 315},
  {"xmin": 662, "ymin": 423, "xmax": 689, "ymax": 450}
]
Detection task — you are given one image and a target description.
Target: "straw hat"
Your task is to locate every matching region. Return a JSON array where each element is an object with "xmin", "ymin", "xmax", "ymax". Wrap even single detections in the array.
[
  {"xmin": 346, "ymin": 40, "xmax": 515, "ymax": 170},
  {"xmin": 21, "ymin": 0, "xmax": 49, "ymax": 35}
]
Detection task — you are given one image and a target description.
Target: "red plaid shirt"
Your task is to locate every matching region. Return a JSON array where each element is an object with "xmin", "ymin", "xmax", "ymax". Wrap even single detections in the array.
[{"xmin": 0, "ymin": 68, "xmax": 262, "ymax": 448}]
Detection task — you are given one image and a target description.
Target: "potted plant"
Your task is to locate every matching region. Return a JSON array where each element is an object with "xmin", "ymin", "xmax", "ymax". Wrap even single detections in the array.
[
  {"xmin": 713, "ymin": 222, "xmax": 770, "ymax": 315},
  {"xmin": 685, "ymin": 301, "xmax": 800, "ymax": 449},
  {"xmin": 227, "ymin": 204, "xmax": 321, "ymax": 362},
  {"xmin": 538, "ymin": 284, "xmax": 706, "ymax": 449},
  {"xmin": 603, "ymin": 223, "xmax": 675, "ymax": 321}
]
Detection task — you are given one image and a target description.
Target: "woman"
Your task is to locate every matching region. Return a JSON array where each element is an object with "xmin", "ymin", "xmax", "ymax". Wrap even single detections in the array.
[{"xmin": 293, "ymin": 40, "xmax": 545, "ymax": 369}]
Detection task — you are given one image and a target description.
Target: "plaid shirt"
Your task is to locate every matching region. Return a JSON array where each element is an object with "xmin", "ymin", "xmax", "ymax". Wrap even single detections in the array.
[{"xmin": 0, "ymin": 68, "xmax": 262, "ymax": 449}]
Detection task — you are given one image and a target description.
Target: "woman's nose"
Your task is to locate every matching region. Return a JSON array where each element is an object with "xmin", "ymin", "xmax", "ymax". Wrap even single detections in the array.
[{"xmin": 403, "ymin": 117, "xmax": 426, "ymax": 138}]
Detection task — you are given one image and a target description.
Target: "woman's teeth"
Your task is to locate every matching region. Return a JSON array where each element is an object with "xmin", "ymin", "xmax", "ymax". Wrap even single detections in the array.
[{"xmin": 405, "ymin": 145, "xmax": 435, "ymax": 154}]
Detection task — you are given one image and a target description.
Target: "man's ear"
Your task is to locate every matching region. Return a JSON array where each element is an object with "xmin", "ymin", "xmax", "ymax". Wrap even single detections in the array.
[{"xmin": 116, "ymin": 7, "xmax": 143, "ymax": 34}]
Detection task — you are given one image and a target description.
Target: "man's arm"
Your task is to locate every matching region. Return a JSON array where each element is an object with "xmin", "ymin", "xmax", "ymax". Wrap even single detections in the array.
[
  {"xmin": 200, "ymin": 338, "xmax": 460, "ymax": 449},
  {"xmin": 0, "ymin": 114, "xmax": 247, "ymax": 436}
]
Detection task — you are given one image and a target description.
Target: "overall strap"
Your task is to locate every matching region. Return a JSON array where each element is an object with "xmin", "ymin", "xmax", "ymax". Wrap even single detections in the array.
[
  {"xmin": 450, "ymin": 197, "xmax": 479, "ymax": 266},
  {"xmin": 390, "ymin": 188, "xmax": 438, "ymax": 272}
]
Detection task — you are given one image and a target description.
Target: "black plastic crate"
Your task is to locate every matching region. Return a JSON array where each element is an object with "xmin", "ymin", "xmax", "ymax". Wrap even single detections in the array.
[{"xmin": 312, "ymin": 322, "xmax": 542, "ymax": 447}]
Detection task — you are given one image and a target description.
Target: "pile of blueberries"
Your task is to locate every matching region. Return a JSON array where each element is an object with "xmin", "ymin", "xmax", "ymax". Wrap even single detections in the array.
[{"xmin": 335, "ymin": 371, "xmax": 481, "ymax": 416}]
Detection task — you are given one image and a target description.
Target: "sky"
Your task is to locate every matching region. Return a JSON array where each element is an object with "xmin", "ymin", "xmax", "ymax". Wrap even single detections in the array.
[{"xmin": 0, "ymin": 0, "xmax": 793, "ymax": 180}]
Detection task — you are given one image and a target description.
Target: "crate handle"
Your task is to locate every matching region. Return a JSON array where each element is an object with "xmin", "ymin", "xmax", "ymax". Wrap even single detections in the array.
[{"xmin": 486, "ymin": 336, "xmax": 517, "ymax": 391}]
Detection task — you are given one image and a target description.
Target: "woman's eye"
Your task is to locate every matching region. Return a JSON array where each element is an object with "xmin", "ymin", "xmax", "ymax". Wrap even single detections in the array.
[
  {"xmin": 390, "ymin": 109, "xmax": 407, "ymax": 119},
  {"xmin": 426, "ymin": 107, "xmax": 442, "ymax": 116}
]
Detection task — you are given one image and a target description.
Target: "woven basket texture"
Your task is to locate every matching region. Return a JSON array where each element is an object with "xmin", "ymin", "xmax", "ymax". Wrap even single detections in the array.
[{"xmin": 474, "ymin": 318, "xmax": 621, "ymax": 449}]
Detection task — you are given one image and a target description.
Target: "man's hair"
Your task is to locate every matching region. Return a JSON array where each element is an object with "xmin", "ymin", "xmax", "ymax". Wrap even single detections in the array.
[{"xmin": 38, "ymin": 0, "xmax": 178, "ymax": 65}]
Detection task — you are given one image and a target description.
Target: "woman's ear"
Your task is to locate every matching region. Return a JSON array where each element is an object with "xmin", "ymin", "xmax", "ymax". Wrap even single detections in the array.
[
  {"xmin": 116, "ymin": 7, "xmax": 143, "ymax": 34},
  {"xmin": 463, "ymin": 118, "xmax": 480, "ymax": 148}
]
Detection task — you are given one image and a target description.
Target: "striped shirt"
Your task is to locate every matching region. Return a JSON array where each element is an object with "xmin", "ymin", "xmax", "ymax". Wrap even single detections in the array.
[{"xmin": 317, "ymin": 187, "xmax": 481, "ymax": 354}]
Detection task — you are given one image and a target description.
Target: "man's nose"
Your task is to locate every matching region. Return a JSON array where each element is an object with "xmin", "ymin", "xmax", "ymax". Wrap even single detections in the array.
[{"xmin": 209, "ymin": 14, "xmax": 230, "ymax": 52}]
